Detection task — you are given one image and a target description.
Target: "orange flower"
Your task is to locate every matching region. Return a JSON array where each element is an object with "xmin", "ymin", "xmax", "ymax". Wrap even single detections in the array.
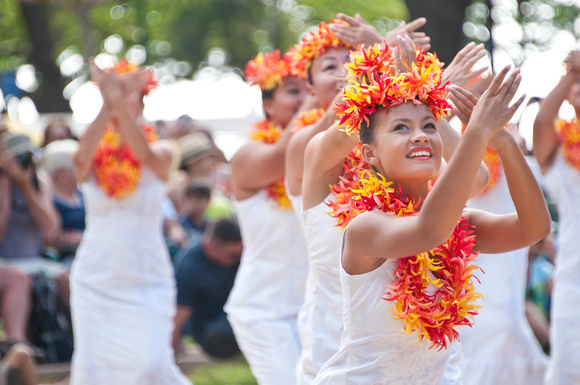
[
  {"xmin": 461, "ymin": 124, "xmax": 502, "ymax": 194},
  {"xmin": 557, "ymin": 119, "xmax": 580, "ymax": 172},
  {"xmin": 288, "ymin": 19, "xmax": 351, "ymax": 79},
  {"xmin": 292, "ymin": 108, "xmax": 325, "ymax": 133},
  {"xmin": 244, "ymin": 50, "xmax": 293, "ymax": 92},
  {"xmin": 335, "ymin": 46, "xmax": 451, "ymax": 136},
  {"xmin": 93, "ymin": 124, "xmax": 157, "ymax": 200},
  {"xmin": 249, "ymin": 119, "xmax": 292, "ymax": 210},
  {"xmin": 346, "ymin": 171, "xmax": 482, "ymax": 350}
]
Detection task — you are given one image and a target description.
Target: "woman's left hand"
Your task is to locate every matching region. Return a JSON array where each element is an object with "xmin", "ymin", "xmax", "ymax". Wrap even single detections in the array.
[
  {"xmin": 330, "ymin": 13, "xmax": 383, "ymax": 47},
  {"xmin": 442, "ymin": 42, "xmax": 489, "ymax": 88}
]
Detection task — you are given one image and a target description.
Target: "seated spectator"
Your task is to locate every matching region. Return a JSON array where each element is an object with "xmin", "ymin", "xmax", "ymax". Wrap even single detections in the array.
[
  {"xmin": 173, "ymin": 219, "xmax": 243, "ymax": 358},
  {"xmin": 42, "ymin": 140, "xmax": 85, "ymax": 264},
  {"xmin": 41, "ymin": 117, "xmax": 75, "ymax": 148},
  {"xmin": 179, "ymin": 183, "xmax": 211, "ymax": 247},
  {"xmin": 0, "ymin": 134, "xmax": 68, "ymax": 305}
]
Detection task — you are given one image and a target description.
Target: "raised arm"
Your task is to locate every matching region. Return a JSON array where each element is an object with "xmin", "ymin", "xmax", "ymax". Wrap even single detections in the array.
[
  {"xmin": 344, "ymin": 67, "xmax": 524, "ymax": 274},
  {"xmin": 533, "ymin": 50, "xmax": 580, "ymax": 173},
  {"xmin": 467, "ymin": 128, "xmax": 551, "ymax": 253},
  {"xmin": 72, "ymin": 104, "xmax": 109, "ymax": 182}
]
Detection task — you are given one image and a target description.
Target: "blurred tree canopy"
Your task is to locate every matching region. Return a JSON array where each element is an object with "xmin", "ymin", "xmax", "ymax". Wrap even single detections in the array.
[{"xmin": 0, "ymin": 0, "xmax": 579, "ymax": 113}]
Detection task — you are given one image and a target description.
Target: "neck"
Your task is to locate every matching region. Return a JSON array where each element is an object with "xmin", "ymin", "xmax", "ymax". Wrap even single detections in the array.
[
  {"xmin": 390, "ymin": 178, "xmax": 431, "ymax": 209},
  {"xmin": 53, "ymin": 184, "xmax": 76, "ymax": 200}
]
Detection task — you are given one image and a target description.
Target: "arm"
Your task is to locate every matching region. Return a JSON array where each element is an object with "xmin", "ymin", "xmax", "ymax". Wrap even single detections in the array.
[
  {"xmin": 466, "ymin": 129, "xmax": 551, "ymax": 253},
  {"xmin": 72, "ymin": 105, "xmax": 109, "ymax": 182},
  {"xmin": 343, "ymin": 67, "xmax": 524, "ymax": 274},
  {"xmin": 285, "ymin": 107, "xmax": 339, "ymax": 196},
  {"xmin": 172, "ymin": 305, "xmax": 193, "ymax": 355},
  {"xmin": 302, "ymin": 122, "xmax": 359, "ymax": 209},
  {"xmin": 533, "ymin": 51, "xmax": 580, "ymax": 173}
]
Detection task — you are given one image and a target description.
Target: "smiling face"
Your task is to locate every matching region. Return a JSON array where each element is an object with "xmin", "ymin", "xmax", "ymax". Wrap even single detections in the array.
[
  {"xmin": 309, "ymin": 46, "xmax": 351, "ymax": 110},
  {"xmin": 263, "ymin": 77, "xmax": 308, "ymax": 128},
  {"xmin": 361, "ymin": 102, "xmax": 443, "ymax": 187}
]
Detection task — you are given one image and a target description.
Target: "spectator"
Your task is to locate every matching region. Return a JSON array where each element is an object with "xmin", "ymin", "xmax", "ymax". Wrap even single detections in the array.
[
  {"xmin": 41, "ymin": 117, "xmax": 76, "ymax": 148},
  {"xmin": 179, "ymin": 182, "xmax": 211, "ymax": 247},
  {"xmin": 173, "ymin": 219, "xmax": 243, "ymax": 358},
  {"xmin": 42, "ymin": 139, "xmax": 85, "ymax": 264},
  {"xmin": 0, "ymin": 133, "xmax": 69, "ymax": 305}
]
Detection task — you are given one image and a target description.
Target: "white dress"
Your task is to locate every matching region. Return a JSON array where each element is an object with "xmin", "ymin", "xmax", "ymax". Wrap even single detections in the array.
[
  {"xmin": 297, "ymin": 198, "xmax": 343, "ymax": 384},
  {"xmin": 313, "ymin": 237, "xmax": 460, "ymax": 385},
  {"xmin": 461, "ymin": 171, "xmax": 547, "ymax": 385},
  {"xmin": 70, "ymin": 169, "xmax": 190, "ymax": 385},
  {"xmin": 543, "ymin": 151, "xmax": 580, "ymax": 384},
  {"xmin": 225, "ymin": 190, "xmax": 309, "ymax": 385}
]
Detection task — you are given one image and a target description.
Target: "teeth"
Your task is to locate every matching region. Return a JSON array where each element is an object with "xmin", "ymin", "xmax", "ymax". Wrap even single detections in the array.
[{"xmin": 409, "ymin": 150, "xmax": 430, "ymax": 158}]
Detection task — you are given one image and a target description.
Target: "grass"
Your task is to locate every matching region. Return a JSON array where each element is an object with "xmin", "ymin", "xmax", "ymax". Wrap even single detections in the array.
[{"xmin": 188, "ymin": 357, "xmax": 257, "ymax": 385}]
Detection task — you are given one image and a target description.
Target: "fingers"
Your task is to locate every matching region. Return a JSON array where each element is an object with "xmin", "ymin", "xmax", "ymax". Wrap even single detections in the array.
[
  {"xmin": 449, "ymin": 85, "xmax": 479, "ymax": 106},
  {"xmin": 507, "ymin": 94, "xmax": 526, "ymax": 117},
  {"xmin": 402, "ymin": 17, "xmax": 427, "ymax": 33},
  {"xmin": 354, "ymin": 14, "xmax": 369, "ymax": 26},
  {"xmin": 448, "ymin": 88, "xmax": 473, "ymax": 123},
  {"xmin": 337, "ymin": 13, "xmax": 361, "ymax": 27},
  {"xmin": 484, "ymin": 65, "xmax": 510, "ymax": 95},
  {"xmin": 498, "ymin": 68, "xmax": 521, "ymax": 100},
  {"xmin": 331, "ymin": 28, "xmax": 357, "ymax": 46}
]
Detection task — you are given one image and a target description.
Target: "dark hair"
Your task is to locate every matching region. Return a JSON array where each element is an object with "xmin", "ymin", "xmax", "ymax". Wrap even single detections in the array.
[
  {"xmin": 42, "ymin": 117, "xmax": 75, "ymax": 148},
  {"xmin": 208, "ymin": 218, "xmax": 242, "ymax": 244},
  {"xmin": 359, "ymin": 105, "xmax": 386, "ymax": 145},
  {"xmin": 185, "ymin": 183, "xmax": 211, "ymax": 200}
]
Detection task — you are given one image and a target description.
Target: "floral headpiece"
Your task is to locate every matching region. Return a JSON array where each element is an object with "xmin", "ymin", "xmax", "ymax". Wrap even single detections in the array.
[
  {"xmin": 335, "ymin": 49, "xmax": 451, "ymax": 136},
  {"xmin": 288, "ymin": 19, "xmax": 351, "ymax": 79},
  {"xmin": 244, "ymin": 50, "xmax": 293, "ymax": 92},
  {"xmin": 113, "ymin": 59, "xmax": 157, "ymax": 95}
]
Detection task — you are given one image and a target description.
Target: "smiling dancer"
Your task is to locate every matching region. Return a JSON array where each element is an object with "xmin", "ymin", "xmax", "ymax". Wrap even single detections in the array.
[
  {"xmin": 224, "ymin": 50, "xmax": 310, "ymax": 384},
  {"xmin": 70, "ymin": 60, "xmax": 190, "ymax": 385},
  {"xmin": 310, "ymin": 59, "xmax": 550, "ymax": 383},
  {"xmin": 533, "ymin": 50, "xmax": 580, "ymax": 385}
]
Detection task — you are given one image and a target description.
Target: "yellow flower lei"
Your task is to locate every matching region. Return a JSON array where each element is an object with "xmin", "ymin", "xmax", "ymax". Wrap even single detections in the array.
[
  {"xmin": 93, "ymin": 123, "xmax": 157, "ymax": 200},
  {"xmin": 556, "ymin": 119, "xmax": 580, "ymax": 172},
  {"xmin": 249, "ymin": 119, "xmax": 292, "ymax": 210},
  {"xmin": 349, "ymin": 171, "xmax": 482, "ymax": 350},
  {"xmin": 292, "ymin": 108, "xmax": 325, "ymax": 133}
]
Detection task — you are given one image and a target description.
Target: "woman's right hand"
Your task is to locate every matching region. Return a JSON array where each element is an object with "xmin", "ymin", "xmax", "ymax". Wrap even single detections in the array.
[
  {"xmin": 458, "ymin": 65, "xmax": 524, "ymax": 141},
  {"xmin": 565, "ymin": 50, "xmax": 580, "ymax": 74}
]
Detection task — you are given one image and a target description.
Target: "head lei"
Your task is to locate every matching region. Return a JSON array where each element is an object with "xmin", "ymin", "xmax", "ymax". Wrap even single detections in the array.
[
  {"xmin": 336, "ymin": 46, "xmax": 450, "ymax": 135},
  {"xmin": 244, "ymin": 50, "xmax": 293, "ymax": 92},
  {"xmin": 288, "ymin": 19, "xmax": 351, "ymax": 79}
]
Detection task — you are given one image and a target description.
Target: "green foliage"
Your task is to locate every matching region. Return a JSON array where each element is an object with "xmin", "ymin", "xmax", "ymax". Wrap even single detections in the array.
[
  {"xmin": 0, "ymin": 0, "xmax": 30, "ymax": 71},
  {"xmin": 188, "ymin": 358, "xmax": 257, "ymax": 385}
]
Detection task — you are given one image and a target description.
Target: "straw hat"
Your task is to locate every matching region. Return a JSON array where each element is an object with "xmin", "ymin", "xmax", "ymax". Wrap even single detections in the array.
[
  {"xmin": 42, "ymin": 139, "xmax": 79, "ymax": 175},
  {"xmin": 1, "ymin": 133, "xmax": 34, "ymax": 156},
  {"xmin": 176, "ymin": 132, "xmax": 216, "ymax": 168}
]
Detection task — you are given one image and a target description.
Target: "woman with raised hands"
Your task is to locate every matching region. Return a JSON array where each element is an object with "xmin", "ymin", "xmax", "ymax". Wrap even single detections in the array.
[
  {"xmin": 533, "ymin": 50, "xmax": 580, "ymax": 384},
  {"xmin": 70, "ymin": 60, "xmax": 190, "ymax": 385},
  {"xmin": 454, "ymin": 80, "xmax": 548, "ymax": 385},
  {"xmin": 298, "ymin": 39, "xmax": 489, "ymax": 384},
  {"xmin": 311, "ymin": 61, "xmax": 550, "ymax": 384},
  {"xmin": 224, "ymin": 50, "xmax": 310, "ymax": 385}
]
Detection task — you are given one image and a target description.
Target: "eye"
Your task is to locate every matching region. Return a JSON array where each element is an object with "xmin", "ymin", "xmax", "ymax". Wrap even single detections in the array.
[
  {"xmin": 394, "ymin": 124, "xmax": 409, "ymax": 131},
  {"xmin": 323, "ymin": 64, "xmax": 337, "ymax": 72},
  {"xmin": 287, "ymin": 88, "xmax": 300, "ymax": 95},
  {"xmin": 424, "ymin": 123, "xmax": 436, "ymax": 130}
]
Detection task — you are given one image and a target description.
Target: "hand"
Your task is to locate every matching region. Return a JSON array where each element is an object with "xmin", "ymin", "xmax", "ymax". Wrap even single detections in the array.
[
  {"xmin": 0, "ymin": 155, "xmax": 33, "ymax": 190},
  {"xmin": 442, "ymin": 42, "xmax": 489, "ymax": 88},
  {"xmin": 299, "ymin": 93, "xmax": 320, "ymax": 112},
  {"xmin": 564, "ymin": 50, "xmax": 580, "ymax": 75},
  {"xmin": 90, "ymin": 59, "xmax": 124, "ymax": 106},
  {"xmin": 463, "ymin": 65, "xmax": 525, "ymax": 141},
  {"xmin": 464, "ymin": 72, "xmax": 495, "ymax": 99},
  {"xmin": 385, "ymin": 17, "xmax": 431, "ymax": 51},
  {"xmin": 61, "ymin": 229, "xmax": 83, "ymax": 247},
  {"xmin": 330, "ymin": 13, "xmax": 383, "ymax": 47},
  {"xmin": 392, "ymin": 35, "xmax": 417, "ymax": 74},
  {"xmin": 447, "ymin": 85, "xmax": 478, "ymax": 126},
  {"xmin": 488, "ymin": 126, "xmax": 516, "ymax": 153}
]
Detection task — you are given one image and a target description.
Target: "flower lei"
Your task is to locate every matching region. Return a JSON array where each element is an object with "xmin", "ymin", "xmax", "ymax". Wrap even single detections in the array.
[
  {"xmin": 292, "ymin": 108, "xmax": 325, "ymax": 133},
  {"xmin": 93, "ymin": 123, "xmax": 157, "ymax": 200},
  {"xmin": 288, "ymin": 19, "xmax": 351, "ymax": 79},
  {"xmin": 249, "ymin": 119, "xmax": 292, "ymax": 210},
  {"xmin": 244, "ymin": 50, "xmax": 292, "ymax": 92},
  {"xmin": 556, "ymin": 119, "xmax": 580, "ymax": 172},
  {"xmin": 325, "ymin": 142, "xmax": 371, "ymax": 229},
  {"xmin": 350, "ymin": 170, "xmax": 481, "ymax": 350},
  {"xmin": 335, "ymin": 52, "xmax": 451, "ymax": 136}
]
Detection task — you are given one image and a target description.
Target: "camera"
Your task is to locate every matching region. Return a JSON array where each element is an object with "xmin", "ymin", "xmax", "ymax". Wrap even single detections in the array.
[{"xmin": 15, "ymin": 152, "xmax": 33, "ymax": 168}]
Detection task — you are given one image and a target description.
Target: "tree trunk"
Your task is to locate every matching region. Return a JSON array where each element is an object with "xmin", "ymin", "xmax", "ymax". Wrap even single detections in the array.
[
  {"xmin": 404, "ymin": 0, "xmax": 472, "ymax": 65},
  {"xmin": 19, "ymin": 2, "xmax": 70, "ymax": 113}
]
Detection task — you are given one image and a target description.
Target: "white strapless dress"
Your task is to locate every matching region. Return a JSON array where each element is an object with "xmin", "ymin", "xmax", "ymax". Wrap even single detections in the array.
[
  {"xmin": 544, "ymin": 151, "xmax": 580, "ymax": 384},
  {"xmin": 70, "ymin": 169, "xmax": 190, "ymax": 385},
  {"xmin": 461, "ymin": 171, "xmax": 547, "ymax": 385}
]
